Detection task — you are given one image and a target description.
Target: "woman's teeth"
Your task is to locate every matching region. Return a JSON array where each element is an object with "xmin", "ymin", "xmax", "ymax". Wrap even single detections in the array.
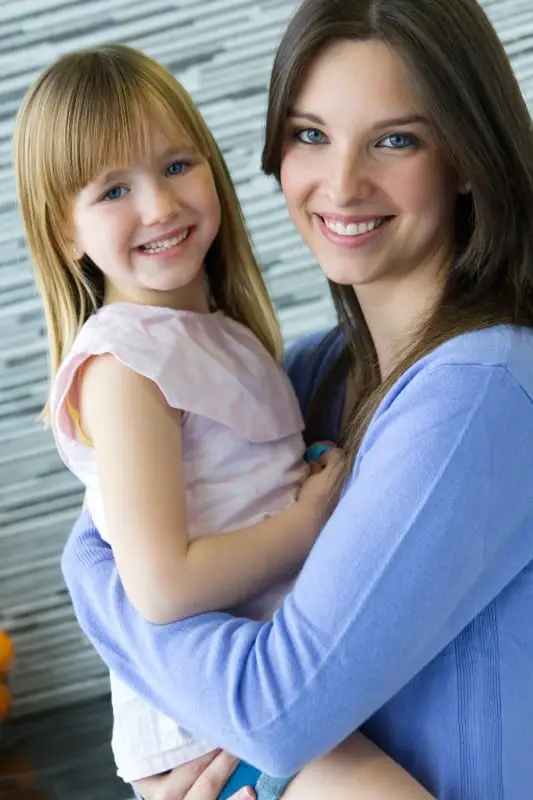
[
  {"xmin": 140, "ymin": 229, "xmax": 190, "ymax": 253},
  {"xmin": 322, "ymin": 217, "xmax": 386, "ymax": 236}
]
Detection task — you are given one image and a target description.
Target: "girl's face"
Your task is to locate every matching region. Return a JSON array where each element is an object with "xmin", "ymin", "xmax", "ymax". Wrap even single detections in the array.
[
  {"xmin": 72, "ymin": 128, "xmax": 221, "ymax": 310},
  {"xmin": 280, "ymin": 39, "xmax": 459, "ymax": 299}
]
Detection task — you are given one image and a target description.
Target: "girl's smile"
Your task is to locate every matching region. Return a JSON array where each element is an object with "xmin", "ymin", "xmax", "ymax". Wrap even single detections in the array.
[{"xmin": 72, "ymin": 131, "xmax": 221, "ymax": 310}]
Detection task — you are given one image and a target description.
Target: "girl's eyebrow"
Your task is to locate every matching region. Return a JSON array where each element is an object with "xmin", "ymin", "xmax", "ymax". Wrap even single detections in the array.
[
  {"xmin": 95, "ymin": 168, "xmax": 130, "ymax": 185},
  {"xmin": 287, "ymin": 108, "xmax": 430, "ymax": 131},
  {"xmin": 158, "ymin": 145, "xmax": 195, "ymax": 160},
  {"xmin": 94, "ymin": 146, "xmax": 197, "ymax": 185}
]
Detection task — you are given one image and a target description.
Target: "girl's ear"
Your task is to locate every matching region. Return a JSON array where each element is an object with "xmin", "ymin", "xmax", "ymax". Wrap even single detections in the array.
[{"xmin": 65, "ymin": 238, "xmax": 84, "ymax": 261}]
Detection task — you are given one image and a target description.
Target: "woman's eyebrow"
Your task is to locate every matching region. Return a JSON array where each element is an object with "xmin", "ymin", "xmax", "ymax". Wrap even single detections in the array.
[
  {"xmin": 370, "ymin": 114, "xmax": 430, "ymax": 130},
  {"xmin": 287, "ymin": 108, "xmax": 325, "ymax": 125},
  {"xmin": 287, "ymin": 108, "xmax": 430, "ymax": 130}
]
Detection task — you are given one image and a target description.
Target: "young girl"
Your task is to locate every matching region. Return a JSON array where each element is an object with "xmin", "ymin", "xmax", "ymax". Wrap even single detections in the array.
[
  {"xmin": 61, "ymin": 0, "xmax": 533, "ymax": 798},
  {"xmin": 13, "ymin": 44, "xmax": 342, "ymax": 797}
]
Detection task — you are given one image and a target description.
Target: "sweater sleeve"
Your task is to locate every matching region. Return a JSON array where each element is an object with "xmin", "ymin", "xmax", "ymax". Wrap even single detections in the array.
[{"xmin": 61, "ymin": 362, "xmax": 533, "ymax": 776}]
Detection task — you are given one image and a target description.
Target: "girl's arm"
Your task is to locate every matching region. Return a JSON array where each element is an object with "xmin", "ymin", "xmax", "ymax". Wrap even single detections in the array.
[
  {"xmin": 79, "ymin": 354, "xmax": 334, "ymax": 624},
  {"xmin": 64, "ymin": 362, "xmax": 531, "ymax": 774},
  {"xmin": 133, "ymin": 733, "xmax": 435, "ymax": 800},
  {"xmin": 282, "ymin": 732, "xmax": 435, "ymax": 799}
]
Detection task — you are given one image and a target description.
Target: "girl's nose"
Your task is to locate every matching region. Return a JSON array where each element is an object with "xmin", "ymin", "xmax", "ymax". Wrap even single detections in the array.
[{"xmin": 139, "ymin": 183, "xmax": 180, "ymax": 227}]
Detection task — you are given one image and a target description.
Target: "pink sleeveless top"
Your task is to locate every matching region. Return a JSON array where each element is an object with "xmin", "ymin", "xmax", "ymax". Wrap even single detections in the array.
[
  {"xmin": 50, "ymin": 304, "xmax": 309, "ymax": 781},
  {"xmin": 51, "ymin": 302, "xmax": 307, "ymax": 619}
]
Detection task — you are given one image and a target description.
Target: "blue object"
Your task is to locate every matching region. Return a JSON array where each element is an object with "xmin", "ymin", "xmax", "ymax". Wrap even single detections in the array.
[
  {"xmin": 305, "ymin": 442, "xmax": 333, "ymax": 463},
  {"xmin": 218, "ymin": 761, "xmax": 291, "ymax": 799},
  {"xmin": 218, "ymin": 762, "xmax": 261, "ymax": 799}
]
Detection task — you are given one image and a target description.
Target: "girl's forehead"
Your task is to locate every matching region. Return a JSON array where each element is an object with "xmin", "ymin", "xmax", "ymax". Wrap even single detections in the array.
[{"xmin": 83, "ymin": 122, "xmax": 198, "ymax": 183}]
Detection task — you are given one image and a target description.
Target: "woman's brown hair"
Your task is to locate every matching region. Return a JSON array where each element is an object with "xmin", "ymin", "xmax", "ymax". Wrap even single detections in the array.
[
  {"xmin": 14, "ymin": 44, "xmax": 282, "ymax": 421},
  {"xmin": 262, "ymin": 0, "xmax": 533, "ymax": 487}
]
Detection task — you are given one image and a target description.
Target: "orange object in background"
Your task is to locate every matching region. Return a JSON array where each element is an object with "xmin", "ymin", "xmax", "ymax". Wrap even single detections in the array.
[
  {"xmin": 0, "ymin": 630, "xmax": 14, "ymax": 721},
  {"xmin": 0, "ymin": 749, "xmax": 54, "ymax": 799},
  {"xmin": 0, "ymin": 631, "xmax": 14, "ymax": 670},
  {"xmin": 0, "ymin": 681, "xmax": 11, "ymax": 718}
]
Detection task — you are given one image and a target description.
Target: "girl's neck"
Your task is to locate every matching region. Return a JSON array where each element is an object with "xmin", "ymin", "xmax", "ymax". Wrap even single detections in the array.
[{"xmin": 104, "ymin": 272, "xmax": 211, "ymax": 314}]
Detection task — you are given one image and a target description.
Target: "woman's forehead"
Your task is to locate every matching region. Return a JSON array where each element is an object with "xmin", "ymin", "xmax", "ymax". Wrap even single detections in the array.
[{"xmin": 292, "ymin": 40, "xmax": 423, "ymax": 123}]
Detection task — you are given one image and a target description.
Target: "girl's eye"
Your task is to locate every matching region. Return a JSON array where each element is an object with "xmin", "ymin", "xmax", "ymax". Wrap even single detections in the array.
[
  {"xmin": 166, "ymin": 161, "xmax": 189, "ymax": 177},
  {"xmin": 294, "ymin": 128, "xmax": 328, "ymax": 145},
  {"xmin": 103, "ymin": 186, "xmax": 127, "ymax": 201},
  {"xmin": 376, "ymin": 133, "xmax": 420, "ymax": 150}
]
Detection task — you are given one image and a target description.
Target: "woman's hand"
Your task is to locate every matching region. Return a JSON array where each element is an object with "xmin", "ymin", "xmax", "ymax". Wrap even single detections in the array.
[{"xmin": 132, "ymin": 750, "xmax": 255, "ymax": 800}]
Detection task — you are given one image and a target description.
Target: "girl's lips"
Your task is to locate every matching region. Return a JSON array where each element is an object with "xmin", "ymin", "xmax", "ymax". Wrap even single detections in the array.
[
  {"xmin": 136, "ymin": 226, "xmax": 191, "ymax": 249},
  {"xmin": 135, "ymin": 227, "xmax": 195, "ymax": 258}
]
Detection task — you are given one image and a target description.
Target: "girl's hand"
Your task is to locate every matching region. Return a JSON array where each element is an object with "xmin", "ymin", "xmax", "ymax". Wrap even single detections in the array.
[
  {"xmin": 298, "ymin": 446, "xmax": 345, "ymax": 514},
  {"xmin": 132, "ymin": 750, "xmax": 256, "ymax": 800}
]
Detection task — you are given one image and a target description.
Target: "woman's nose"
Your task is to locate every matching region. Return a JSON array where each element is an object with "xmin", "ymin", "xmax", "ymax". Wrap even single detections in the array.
[{"xmin": 325, "ymin": 149, "xmax": 374, "ymax": 206}]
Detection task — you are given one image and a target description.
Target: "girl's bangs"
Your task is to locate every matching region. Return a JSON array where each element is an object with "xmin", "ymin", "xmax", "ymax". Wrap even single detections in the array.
[{"xmin": 44, "ymin": 80, "xmax": 199, "ymax": 204}]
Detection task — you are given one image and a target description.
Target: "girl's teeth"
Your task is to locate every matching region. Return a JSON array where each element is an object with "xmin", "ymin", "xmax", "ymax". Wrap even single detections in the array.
[
  {"xmin": 141, "ymin": 230, "xmax": 189, "ymax": 253},
  {"xmin": 323, "ymin": 218, "xmax": 384, "ymax": 236}
]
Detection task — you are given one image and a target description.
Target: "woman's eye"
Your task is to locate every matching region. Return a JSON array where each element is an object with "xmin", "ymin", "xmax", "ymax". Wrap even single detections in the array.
[
  {"xmin": 103, "ymin": 186, "xmax": 127, "ymax": 201},
  {"xmin": 376, "ymin": 133, "xmax": 420, "ymax": 150},
  {"xmin": 295, "ymin": 128, "xmax": 328, "ymax": 145},
  {"xmin": 166, "ymin": 161, "xmax": 189, "ymax": 177}
]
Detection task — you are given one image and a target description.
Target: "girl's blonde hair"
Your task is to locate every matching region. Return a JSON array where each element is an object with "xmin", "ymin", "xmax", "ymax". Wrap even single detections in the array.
[{"xmin": 14, "ymin": 44, "xmax": 282, "ymax": 419}]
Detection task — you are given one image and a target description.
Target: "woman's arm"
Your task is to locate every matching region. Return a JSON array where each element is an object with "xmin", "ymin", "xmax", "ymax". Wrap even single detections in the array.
[
  {"xmin": 79, "ymin": 354, "xmax": 334, "ymax": 624},
  {"xmin": 63, "ymin": 362, "xmax": 533, "ymax": 773}
]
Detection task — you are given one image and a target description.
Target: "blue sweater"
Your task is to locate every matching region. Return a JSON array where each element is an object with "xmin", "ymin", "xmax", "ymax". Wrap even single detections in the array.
[{"xmin": 61, "ymin": 325, "xmax": 533, "ymax": 799}]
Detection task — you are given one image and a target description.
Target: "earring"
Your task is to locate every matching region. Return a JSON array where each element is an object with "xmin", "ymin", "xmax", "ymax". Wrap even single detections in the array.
[{"xmin": 460, "ymin": 182, "xmax": 472, "ymax": 195}]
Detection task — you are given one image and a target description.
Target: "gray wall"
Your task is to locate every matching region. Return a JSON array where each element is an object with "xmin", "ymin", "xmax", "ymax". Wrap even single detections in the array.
[{"xmin": 0, "ymin": 0, "xmax": 532, "ymax": 717}]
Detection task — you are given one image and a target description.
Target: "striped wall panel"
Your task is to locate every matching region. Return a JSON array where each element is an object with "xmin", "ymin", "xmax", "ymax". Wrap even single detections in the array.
[{"xmin": 0, "ymin": 0, "xmax": 531, "ymax": 717}]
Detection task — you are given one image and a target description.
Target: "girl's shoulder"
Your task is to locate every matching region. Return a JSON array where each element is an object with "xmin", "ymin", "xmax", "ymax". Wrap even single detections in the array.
[
  {"xmin": 64, "ymin": 302, "xmax": 276, "ymax": 380},
  {"xmin": 51, "ymin": 302, "xmax": 304, "ymax": 457}
]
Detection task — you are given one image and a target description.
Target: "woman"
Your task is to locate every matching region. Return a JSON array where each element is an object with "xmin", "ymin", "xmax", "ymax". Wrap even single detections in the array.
[{"xmin": 61, "ymin": 0, "xmax": 533, "ymax": 797}]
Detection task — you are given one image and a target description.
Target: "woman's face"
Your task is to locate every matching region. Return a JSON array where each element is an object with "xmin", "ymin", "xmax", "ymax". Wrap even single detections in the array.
[{"xmin": 280, "ymin": 39, "xmax": 459, "ymax": 295}]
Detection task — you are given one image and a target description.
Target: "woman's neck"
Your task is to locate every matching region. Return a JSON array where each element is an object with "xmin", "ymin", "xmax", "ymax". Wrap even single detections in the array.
[{"xmin": 355, "ymin": 262, "xmax": 446, "ymax": 379}]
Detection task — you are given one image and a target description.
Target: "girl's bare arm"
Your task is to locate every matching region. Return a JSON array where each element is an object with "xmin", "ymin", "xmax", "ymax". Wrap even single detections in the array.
[{"xmin": 79, "ymin": 354, "xmax": 331, "ymax": 624}]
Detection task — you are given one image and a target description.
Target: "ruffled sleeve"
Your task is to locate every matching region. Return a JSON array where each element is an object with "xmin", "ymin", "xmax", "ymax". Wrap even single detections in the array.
[{"xmin": 50, "ymin": 303, "xmax": 304, "ymax": 480}]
